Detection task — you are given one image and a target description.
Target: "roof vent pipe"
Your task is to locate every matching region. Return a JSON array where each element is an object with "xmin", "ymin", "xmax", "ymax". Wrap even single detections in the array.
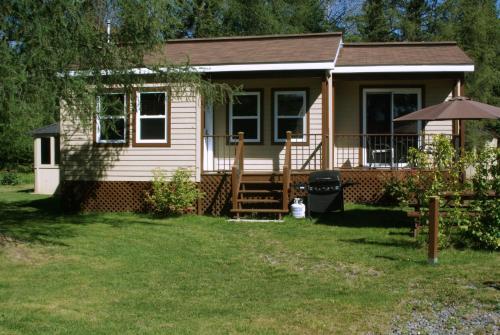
[{"xmin": 106, "ymin": 19, "xmax": 111, "ymax": 43}]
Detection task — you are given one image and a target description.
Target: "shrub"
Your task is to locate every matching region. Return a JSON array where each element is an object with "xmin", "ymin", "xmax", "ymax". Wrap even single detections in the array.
[
  {"xmin": 383, "ymin": 135, "xmax": 468, "ymax": 209},
  {"xmin": 145, "ymin": 168, "xmax": 203, "ymax": 216},
  {"xmin": 1, "ymin": 172, "xmax": 20, "ymax": 185},
  {"xmin": 383, "ymin": 136, "xmax": 499, "ymax": 250},
  {"xmin": 455, "ymin": 147, "xmax": 500, "ymax": 250},
  {"xmin": 382, "ymin": 174, "xmax": 409, "ymax": 206}
]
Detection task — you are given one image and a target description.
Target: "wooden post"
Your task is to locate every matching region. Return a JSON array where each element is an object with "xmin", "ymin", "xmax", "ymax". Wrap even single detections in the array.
[
  {"xmin": 321, "ymin": 75, "xmax": 329, "ymax": 170},
  {"xmin": 238, "ymin": 131, "xmax": 244, "ymax": 171},
  {"xmin": 283, "ymin": 131, "xmax": 292, "ymax": 211},
  {"xmin": 428, "ymin": 196, "xmax": 439, "ymax": 265},
  {"xmin": 331, "ymin": 80, "xmax": 335, "ymax": 169}
]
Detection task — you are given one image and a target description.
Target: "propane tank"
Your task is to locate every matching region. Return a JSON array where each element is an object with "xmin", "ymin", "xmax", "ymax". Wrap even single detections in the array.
[{"xmin": 291, "ymin": 198, "xmax": 306, "ymax": 219}]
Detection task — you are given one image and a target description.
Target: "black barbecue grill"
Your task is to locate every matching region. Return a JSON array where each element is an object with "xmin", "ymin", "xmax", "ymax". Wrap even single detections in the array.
[{"xmin": 307, "ymin": 170, "xmax": 354, "ymax": 216}]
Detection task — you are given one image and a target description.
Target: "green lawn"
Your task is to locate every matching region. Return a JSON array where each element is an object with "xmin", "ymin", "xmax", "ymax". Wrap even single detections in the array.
[{"xmin": 0, "ymin": 184, "xmax": 498, "ymax": 334}]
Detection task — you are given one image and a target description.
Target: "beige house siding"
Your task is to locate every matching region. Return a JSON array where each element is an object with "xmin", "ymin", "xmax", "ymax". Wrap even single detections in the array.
[
  {"xmin": 334, "ymin": 78, "xmax": 455, "ymax": 168},
  {"xmin": 60, "ymin": 77, "xmax": 460, "ymax": 180},
  {"xmin": 61, "ymin": 86, "xmax": 202, "ymax": 182},
  {"xmin": 211, "ymin": 76, "xmax": 325, "ymax": 172}
]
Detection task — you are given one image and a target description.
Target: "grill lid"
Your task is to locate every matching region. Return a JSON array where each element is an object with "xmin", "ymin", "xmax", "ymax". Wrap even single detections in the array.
[{"xmin": 309, "ymin": 170, "xmax": 341, "ymax": 183}]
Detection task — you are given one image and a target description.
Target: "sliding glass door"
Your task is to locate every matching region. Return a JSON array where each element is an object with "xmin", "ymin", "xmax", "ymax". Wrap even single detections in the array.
[{"xmin": 363, "ymin": 88, "xmax": 421, "ymax": 167}]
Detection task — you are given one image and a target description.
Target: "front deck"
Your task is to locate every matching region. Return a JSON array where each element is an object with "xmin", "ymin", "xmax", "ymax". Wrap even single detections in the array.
[{"xmin": 200, "ymin": 132, "xmax": 454, "ymax": 217}]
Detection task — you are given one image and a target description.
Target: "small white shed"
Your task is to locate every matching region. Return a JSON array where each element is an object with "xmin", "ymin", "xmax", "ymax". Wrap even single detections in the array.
[{"xmin": 32, "ymin": 123, "xmax": 60, "ymax": 195}]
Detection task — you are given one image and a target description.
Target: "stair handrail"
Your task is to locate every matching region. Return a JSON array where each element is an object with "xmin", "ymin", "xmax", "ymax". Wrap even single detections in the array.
[
  {"xmin": 282, "ymin": 131, "xmax": 292, "ymax": 211},
  {"xmin": 232, "ymin": 132, "xmax": 244, "ymax": 211}
]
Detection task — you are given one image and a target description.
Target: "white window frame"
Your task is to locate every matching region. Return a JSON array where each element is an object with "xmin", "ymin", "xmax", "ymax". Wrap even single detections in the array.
[
  {"xmin": 273, "ymin": 90, "xmax": 307, "ymax": 143},
  {"xmin": 96, "ymin": 93, "xmax": 127, "ymax": 144},
  {"xmin": 229, "ymin": 91, "xmax": 261, "ymax": 143},
  {"xmin": 135, "ymin": 91, "xmax": 169, "ymax": 144},
  {"xmin": 362, "ymin": 88, "xmax": 422, "ymax": 168}
]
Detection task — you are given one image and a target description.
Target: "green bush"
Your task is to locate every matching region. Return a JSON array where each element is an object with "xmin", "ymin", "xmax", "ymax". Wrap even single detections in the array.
[
  {"xmin": 1, "ymin": 172, "xmax": 20, "ymax": 185},
  {"xmin": 382, "ymin": 174, "xmax": 409, "ymax": 206},
  {"xmin": 455, "ymin": 147, "xmax": 500, "ymax": 250},
  {"xmin": 145, "ymin": 168, "xmax": 203, "ymax": 216},
  {"xmin": 383, "ymin": 135, "xmax": 468, "ymax": 209},
  {"xmin": 383, "ymin": 136, "xmax": 499, "ymax": 250}
]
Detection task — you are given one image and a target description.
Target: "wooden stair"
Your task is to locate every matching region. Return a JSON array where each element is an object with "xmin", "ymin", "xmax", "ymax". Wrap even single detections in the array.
[
  {"xmin": 230, "ymin": 174, "xmax": 289, "ymax": 219},
  {"xmin": 230, "ymin": 131, "xmax": 292, "ymax": 220}
]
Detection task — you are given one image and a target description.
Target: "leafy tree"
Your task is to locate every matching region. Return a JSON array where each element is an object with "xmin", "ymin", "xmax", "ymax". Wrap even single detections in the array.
[{"xmin": 0, "ymin": 0, "xmax": 231, "ymax": 168}]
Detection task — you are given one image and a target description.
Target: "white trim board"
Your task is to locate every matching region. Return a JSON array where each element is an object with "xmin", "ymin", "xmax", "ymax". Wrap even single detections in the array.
[
  {"xmin": 67, "ymin": 62, "xmax": 336, "ymax": 76},
  {"xmin": 194, "ymin": 62, "xmax": 337, "ymax": 72},
  {"xmin": 333, "ymin": 65, "xmax": 474, "ymax": 73},
  {"xmin": 67, "ymin": 63, "xmax": 474, "ymax": 77}
]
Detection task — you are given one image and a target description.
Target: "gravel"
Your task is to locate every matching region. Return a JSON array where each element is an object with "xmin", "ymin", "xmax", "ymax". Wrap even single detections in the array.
[{"xmin": 391, "ymin": 302, "xmax": 499, "ymax": 335}]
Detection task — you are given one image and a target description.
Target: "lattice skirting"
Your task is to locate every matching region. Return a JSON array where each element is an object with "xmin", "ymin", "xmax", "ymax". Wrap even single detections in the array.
[
  {"xmin": 61, "ymin": 170, "xmax": 411, "ymax": 214},
  {"xmin": 200, "ymin": 170, "xmax": 410, "ymax": 216},
  {"xmin": 61, "ymin": 180, "xmax": 152, "ymax": 212}
]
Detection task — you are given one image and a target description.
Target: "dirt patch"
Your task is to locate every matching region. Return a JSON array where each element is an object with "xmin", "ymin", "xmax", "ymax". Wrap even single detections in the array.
[
  {"xmin": 0, "ymin": 236, "xmax": 70, "ymax": 265},
  {"xmin": 259, "ymin": 249, "xmax": 383, "ymax": 278}
]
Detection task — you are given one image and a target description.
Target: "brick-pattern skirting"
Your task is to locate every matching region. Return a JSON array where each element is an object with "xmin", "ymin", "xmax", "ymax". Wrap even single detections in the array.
[{"xmin": 61, "ymin": 170, "xmax": 410, "ymax": 214}]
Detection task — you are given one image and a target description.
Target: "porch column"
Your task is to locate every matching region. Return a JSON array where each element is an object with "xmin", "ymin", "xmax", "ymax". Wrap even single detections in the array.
[
  {"xmin": 328, "ymin": 71, "xmax": 334, "ymax": 169},
  {"xmin": 322, "ymin": 73, "xmax": 329, "ymax": 170}
]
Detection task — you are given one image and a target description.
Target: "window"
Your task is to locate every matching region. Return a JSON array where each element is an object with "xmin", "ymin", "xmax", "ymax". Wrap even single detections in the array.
[
  {"xmin": 362, "ymin": 88, "xmax": 422, "ymax": 167},
  {"xmin": 40, "ymin": 137, "xmax": 51, "ymax": 165},
  {"xmin": 96, "ymin": 93, "xmax": 127, "ymax": 143},
  {"xmin": 273, "ymin": 90, "xmax": 307, "ymax": 142},
  {"xmin": 228, "ymin": 91, "xmax": 261, "ymax": 143},
  {"xmin": 135, "ymin": 91, "xmax": 169, "ymax": 145}
]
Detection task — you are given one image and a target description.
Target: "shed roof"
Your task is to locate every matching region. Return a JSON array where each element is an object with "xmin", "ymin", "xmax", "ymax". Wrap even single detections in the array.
[
  {"xmin": 143, "ymin": 32, "xmax": 343, "ymax": 66},
  {"xmin": 32, "ymin": 123, "xmax": 60, "ymax": 137},
  {"xmin": 336, "ymin": 42, "xmax": 473, "ymax": 66}
]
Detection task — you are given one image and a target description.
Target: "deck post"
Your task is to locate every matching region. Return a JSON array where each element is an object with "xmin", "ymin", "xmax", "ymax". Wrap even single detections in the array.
[
  {"xmin": 428, "ymin": 196, "xmax": 439, "ymax": 265},
  {"xmin": 238, "ymin": 132, "xmax": 244, "ymax": 171}
]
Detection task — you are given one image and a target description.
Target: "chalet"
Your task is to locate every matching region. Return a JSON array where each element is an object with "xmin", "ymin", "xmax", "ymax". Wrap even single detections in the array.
[{"xmin": 59, "ymin": 32, "xmax": 474, "ymax": 216}]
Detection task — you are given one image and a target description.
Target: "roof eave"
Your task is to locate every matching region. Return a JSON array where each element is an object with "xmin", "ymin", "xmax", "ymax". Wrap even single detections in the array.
[{"xmin": 332, "ymin": 64, "xmax": 474, "ymax": 74}]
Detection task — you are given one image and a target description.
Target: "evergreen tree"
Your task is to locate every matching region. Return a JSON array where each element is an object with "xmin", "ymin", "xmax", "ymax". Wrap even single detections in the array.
[
  {"xmin": 450, "ymin": 0, "xmax": 500, "ymax": 145},
  {"xmin": 358, "ymin": 0, "xmax": 395, "ymax": 41},
  {"xmin": 400, "ymin": 0, "xmax": 429, "ymax": 41},
  {"xmin": 184, "ymin": 0, "xmax": 330, "ymax": 37}
]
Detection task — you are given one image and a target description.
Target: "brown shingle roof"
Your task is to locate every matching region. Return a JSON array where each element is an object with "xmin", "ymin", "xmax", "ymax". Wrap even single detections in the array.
[
  {"xmin": 144, "ymin": 33, "xmax": 342, "ymax": 66},
  {"xmin": 336, "ymin": 42, "xmax": 473, "ymax": 66}
]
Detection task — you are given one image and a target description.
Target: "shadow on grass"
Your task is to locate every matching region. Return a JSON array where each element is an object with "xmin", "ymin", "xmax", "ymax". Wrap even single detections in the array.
[
  {"xmin": 314, "ymin": 208, "xmax": 411, "ymax": 229},
  {"xmin": 340, "ymin": 237, "xmax": 419, "ymax": 250},
  {"xmin": 17, "ymin": 188, "xmax": 34, "ymax": 193},
  {"xmin": 0, "ymin": 194, "xmax": 164, "ymax": 247}
]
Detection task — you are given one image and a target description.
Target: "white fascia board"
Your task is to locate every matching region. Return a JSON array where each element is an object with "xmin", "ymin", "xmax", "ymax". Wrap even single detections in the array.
[
  {"xmin": 192, "ymin": 62, "xmax": 336, "ymax": 72},
  {"xmin": 332, "ymin": 65, "xmax": 474, "ymax": 73},
  {"xmin": 66, "ymin": 62, "xmax": 336, "ymax": 77}
]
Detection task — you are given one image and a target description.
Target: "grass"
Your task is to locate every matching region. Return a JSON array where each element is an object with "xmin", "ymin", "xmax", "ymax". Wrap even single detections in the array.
[{"xmin": 0, "ymin": 183, "xmax": 498, "ymax": 334}]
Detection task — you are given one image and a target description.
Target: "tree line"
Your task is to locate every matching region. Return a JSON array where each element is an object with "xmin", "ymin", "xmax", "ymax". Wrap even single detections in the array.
[{"xmin": 0, "ymin": 0, "xmax": 498, "ymax": 168}]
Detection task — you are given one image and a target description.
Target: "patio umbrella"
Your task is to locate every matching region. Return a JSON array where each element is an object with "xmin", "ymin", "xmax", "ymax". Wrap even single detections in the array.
[
  {"xmin": 394, "ymin": 96, "xmax": 500, "ymax": 174},
  {"xmin": 393, "ymin": 96, "xmax": 500, "ymax": 122}
]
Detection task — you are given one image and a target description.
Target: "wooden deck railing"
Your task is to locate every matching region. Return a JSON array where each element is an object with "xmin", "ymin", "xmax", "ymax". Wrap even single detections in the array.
[
  {"xmin": 333, "ymin": 133, "xmax": 456, "ymax": 169},
  {"xmin": 282, "ymin": 131, "xmax": 292, "ymax": 211},
  {"xmin": 289, "ymin": 133, "xmax": 328, "ymax": 171},
  {"xmin": 231, "ymin": 132, "xmax": 244, "ymax": 212}
]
